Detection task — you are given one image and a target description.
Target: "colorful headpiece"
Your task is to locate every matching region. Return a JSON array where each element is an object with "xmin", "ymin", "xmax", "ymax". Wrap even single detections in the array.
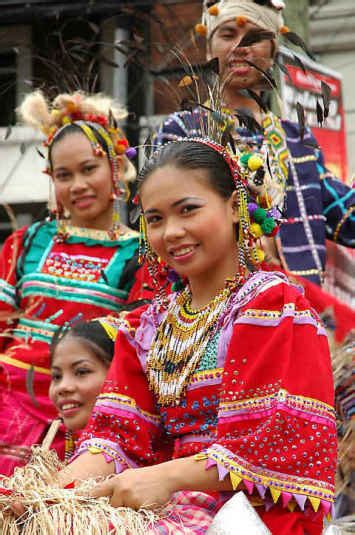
[
  {"xmin": 195, "ymin": 0, "xmax": 287, "ymax": 39},
  {"xmin": 95, "ymin": 315, "xmax": 122, "ymax": 342}
]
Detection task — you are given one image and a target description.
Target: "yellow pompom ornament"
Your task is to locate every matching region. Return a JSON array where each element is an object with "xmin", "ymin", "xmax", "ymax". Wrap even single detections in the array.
[
  {"xmin": 208, "ymin": 4, "xmax": 219, "ymax": 16},
  {"xmin": 250, "ymin": 223, "xmax": 263, "ymax": 238},
  {"xmin": 255, "ymin": 248, "xmax": 265, "ymax": 263},
  {"xmin": 248, "ymin": 154, "xmax": 263, "ymax": 171},
  {"xmin": 195, "ymin": 23, "xmax": 207, "ymax": 36}
]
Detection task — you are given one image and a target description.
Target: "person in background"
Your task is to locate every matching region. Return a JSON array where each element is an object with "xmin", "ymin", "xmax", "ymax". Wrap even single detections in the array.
[{"xmin": 0, "ymin": 90, "xmax": 152, "ymax": 476}]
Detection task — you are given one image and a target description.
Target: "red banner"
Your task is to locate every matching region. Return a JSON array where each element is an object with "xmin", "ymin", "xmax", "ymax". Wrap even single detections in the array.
[{"xmin": 280, "ymin": 49, "xmax": 348, "ymax": 182}]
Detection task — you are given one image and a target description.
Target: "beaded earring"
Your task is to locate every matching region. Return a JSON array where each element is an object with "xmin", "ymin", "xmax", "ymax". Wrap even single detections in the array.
[{"xmin": 138, "ymin": 213, "xmax": 169, "ymax": 308}]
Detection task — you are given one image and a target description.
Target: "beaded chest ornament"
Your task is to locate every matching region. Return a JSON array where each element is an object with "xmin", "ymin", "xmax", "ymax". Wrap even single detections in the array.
[{"xmin": 147, "ymin": 276, "xmax": 242, "ymax": 406}]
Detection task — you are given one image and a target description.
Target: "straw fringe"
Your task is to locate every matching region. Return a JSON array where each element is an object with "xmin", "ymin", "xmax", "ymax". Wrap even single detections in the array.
[
  {"xmin": 328, "ymin": 330, "xmax": 353, "ymax": 499},
  {"xmin": 0, "ymin": 447, "xmax": 158, "ymax": 534}
]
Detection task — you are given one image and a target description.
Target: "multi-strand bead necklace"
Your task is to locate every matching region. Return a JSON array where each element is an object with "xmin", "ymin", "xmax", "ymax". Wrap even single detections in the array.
[{"xmin": 147, "ymin": 275, "xmax": 243, "ymax": 406}]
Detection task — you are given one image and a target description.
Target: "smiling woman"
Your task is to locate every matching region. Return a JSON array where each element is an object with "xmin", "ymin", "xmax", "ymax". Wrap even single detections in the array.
[
  {"xmin": 49, "ymin": 317, "xmax": 118, "ymax": 460},
  {"xmin": 55, "ymin": 137, "xmax": 336, "ymax": 535},
  {"xmin": 0, "ymin": 90, "xmax": 153, "ymax": 477},
  {"xmin": 51, "ymin": 132, "xmax": 114, "ymax": 230}
]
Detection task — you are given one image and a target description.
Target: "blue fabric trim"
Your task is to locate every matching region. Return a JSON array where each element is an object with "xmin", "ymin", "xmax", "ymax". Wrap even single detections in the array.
[{"xmin": 322, "ymin": 180, "xmax": 353, "ymax": 216}]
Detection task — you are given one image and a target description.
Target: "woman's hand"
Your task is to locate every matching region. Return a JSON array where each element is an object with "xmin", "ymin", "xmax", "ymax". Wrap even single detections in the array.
[{"xmin": 91, "ymin": 464, "xmax": 175, "ymax": 510}]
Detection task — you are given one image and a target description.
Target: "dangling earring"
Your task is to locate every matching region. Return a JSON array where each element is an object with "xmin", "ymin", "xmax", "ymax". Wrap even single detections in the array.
[
  {"xmin": 53, "ymin": 199, "xmax": 69, "ymax": 243},
  {"xmin": 139, "ymin": 214, "xmax": 155, "ymax": 265},
  {"xmin": 138, "ymin": 214, "xmax": 169, "ymax": 308},
  {"xmin": 109, "ymin": 159, "xmax": 122, "ymax": 238}
]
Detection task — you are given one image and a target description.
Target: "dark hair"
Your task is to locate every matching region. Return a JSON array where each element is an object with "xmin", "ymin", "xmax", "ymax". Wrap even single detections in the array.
[
  {"xmin": 48, "ymin": 123, "xmax": 110, "ymax": 168},
  {"xmin": 138, "ymin": 141, "xmax": 235, "ymax": 200},
  {"xmin": 50, "ymin": 320, "xmax": 115, "ymax": 367}
]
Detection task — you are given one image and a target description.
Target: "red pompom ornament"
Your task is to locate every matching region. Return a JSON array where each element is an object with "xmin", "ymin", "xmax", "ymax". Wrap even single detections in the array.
[{"xmin": 115, "ymin": 139, "xmax": 129, "ymax": 154}]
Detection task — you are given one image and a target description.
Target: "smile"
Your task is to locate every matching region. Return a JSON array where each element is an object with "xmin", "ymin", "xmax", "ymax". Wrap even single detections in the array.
[
  {"xmin": 229, "ymin": 61, "xmax": 251, "ymax": 72},
  {"xmin": 59, "ymin": 401, "xmax": 82, "ymax": 417},
  {"xmin": 169, "ymin": 245, "xmax": 198, "ymax": 261},
  {"xmin": 72, "ymin": 196, "xmax": 95, "ymax": 209},
  {"xmin": 61, "ymin": 402, "xmax": 81, "ymax": 410}
]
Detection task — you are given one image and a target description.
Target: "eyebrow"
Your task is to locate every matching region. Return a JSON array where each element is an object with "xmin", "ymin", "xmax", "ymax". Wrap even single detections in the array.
[
  {"xmin": 51, "ymin": 359, "xmax": 92, "ymax": 370},
  {"xmin": 217, "ymin": 23, "xmax": 237, "ymax": 31},
  {"xmin": 53, "ymin": 159, "xmax": 97, "ymax": 172},
  {"xmin": 144, "ymin": 196, "xmax": 204, "ymax": 215}
]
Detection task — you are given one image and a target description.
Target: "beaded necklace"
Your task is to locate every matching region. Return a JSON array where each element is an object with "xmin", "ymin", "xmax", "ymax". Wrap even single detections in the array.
[{"xmin": 147, "ymin": 276, "xmax": 243, "ymax": 406}]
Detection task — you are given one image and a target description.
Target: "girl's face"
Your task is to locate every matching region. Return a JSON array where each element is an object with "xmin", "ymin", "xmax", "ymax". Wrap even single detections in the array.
[
  {"xmin": 209, "ymin": 21, "xmax": 274, "ymax": 91},
  {"xmin": 140, "ymin": 165, "xmax": 239, "ymax": 290},
  {"xmin": 49, "ymin": 336, "xmax": 108, "ymax": 432},
  {"xmin": 51, "ymin": 132, "xmax": 114, "ymax": 230}
]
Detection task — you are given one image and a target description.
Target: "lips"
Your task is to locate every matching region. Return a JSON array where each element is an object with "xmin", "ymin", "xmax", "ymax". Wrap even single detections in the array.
[
  {"xmin": 58, "ymin": 400, "xmax": 82, "ymax": 417},
  {"xmin": 168, "ymin": 244, "xmax": 198, "ymax": 263},
  {"xmin": 228, "ymin": 61, "xmax": 251, "ymax": 75},
  {"xmin": 72, "ymin": 196, "xmax": 96, "ymax": 209}
]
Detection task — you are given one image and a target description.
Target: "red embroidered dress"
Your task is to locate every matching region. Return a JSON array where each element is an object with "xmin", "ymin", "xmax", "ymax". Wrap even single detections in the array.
[
  {"xmin": 0, "ymin": 220, "xmax": 151, "ymax": 475},
  {"xmin": 75, "ymin": 271, "xmax": 336, "ymax": 535}
]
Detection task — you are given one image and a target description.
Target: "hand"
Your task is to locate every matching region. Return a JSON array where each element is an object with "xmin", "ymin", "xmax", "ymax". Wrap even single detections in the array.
[
  {"xmin": 9, "ymin": 501, "xmax": 25, "ymax": 517},
  {"xmin": 91, "ymin": 464, "xmax": 175, "ymax": 510}
]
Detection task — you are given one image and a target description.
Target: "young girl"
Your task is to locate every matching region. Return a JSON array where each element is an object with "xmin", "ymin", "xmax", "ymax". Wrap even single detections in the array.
[
  {"xmin": 0, "ymin": 91, "xmax": 152, "ymax": 475},
  {"xmin": 49, "ymin": 317, "xmax": 119, "ymax": 460},
  {"xmin": 57, "ymin": 137, "xmax": 337, "ymax": 534}
]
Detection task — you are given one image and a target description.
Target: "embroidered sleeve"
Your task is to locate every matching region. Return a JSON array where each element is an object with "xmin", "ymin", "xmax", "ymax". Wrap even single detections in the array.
[
  {"xmin": 0, "ymin": 228, "xmax": 26, "ymax": 350},
  {"xmin": 73, "ymin": 308, "xmax": 172, "ymax": 473},
  {"xmin": 197, "ymin": 282, "xmax": 336, "ymax": 518},
  {"xmin": 126, "ymin": 262, "xmax": 156, "ymax": 304}
]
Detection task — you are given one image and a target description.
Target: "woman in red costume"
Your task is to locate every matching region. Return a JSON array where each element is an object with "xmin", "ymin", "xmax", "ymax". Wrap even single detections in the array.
[
  {"xmin": 58, "ymin": 133, "xmax": 336, "ymax": 534},
  {"xmin": 0, "ymin": 91, "xmax": 151, "ymax": 476}
]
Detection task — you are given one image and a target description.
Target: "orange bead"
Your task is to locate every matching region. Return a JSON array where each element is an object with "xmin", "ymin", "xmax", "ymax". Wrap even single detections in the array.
[
  {"xmin": 178, "ymin": 75, "xmax": 199, "ymax": 88},
  {"xmin": 236, "ymin": 16, "xmax": 248, "ymax": 27},
  {"xmin": 280, "ymin": 25, "xmax": 290, "ymax": 34},
  {"xmin": 208, "ymin": 4, "xmax": 219, "ymax": 16},
  {"xmin": 195, "ymin": 23, "xmax": 207, "ymax": 36}
]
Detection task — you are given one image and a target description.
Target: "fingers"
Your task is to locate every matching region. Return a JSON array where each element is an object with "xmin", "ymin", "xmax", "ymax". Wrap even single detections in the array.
[
  {"xmin": 90, "ymin": 479, "xmax": 114, "ymax": 500},
  {"xmin": 10, "ymin": 501, "xmax": 25, "ymax": 517},
  {"xmin": 90, "ymin": 479, "xmax": 124, "ymax": 508}
]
